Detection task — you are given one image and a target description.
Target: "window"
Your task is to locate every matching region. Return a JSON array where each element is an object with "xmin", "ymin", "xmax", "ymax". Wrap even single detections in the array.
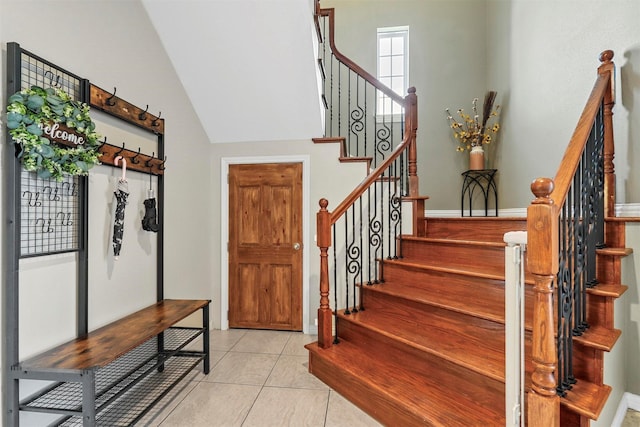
[{"xmin": 377, "ymin": 26, "xmax": 409, "ymax": 116}]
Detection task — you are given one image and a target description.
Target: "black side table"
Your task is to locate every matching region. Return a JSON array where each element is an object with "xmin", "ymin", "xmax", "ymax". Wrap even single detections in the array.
[{"xmin": 461, "ymin": 169, "xmax": 498, "ymax": 216}]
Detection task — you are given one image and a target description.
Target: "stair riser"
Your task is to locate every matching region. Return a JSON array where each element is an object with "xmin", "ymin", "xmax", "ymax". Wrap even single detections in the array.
[
  {"xmin": 423, "ymin": 218, "xmax": 527, "ymax": 242},
  {"xmin": 338, "ymin": 319, "xmax": 506, "ymax": 406},
  {"xmin": 402, "ymin": 240, "xmax": 506, "ymax": 272},
  {"xmin": 361, "ymin": 288, "xmax": 504, "ymax": 332},
  {"xmin": 571, "ymin": 342, "xmax": 604, "ymax": 385},
  {"xmin": 381, "ymin": 261, "xmax": 506, "ymax": 288}
]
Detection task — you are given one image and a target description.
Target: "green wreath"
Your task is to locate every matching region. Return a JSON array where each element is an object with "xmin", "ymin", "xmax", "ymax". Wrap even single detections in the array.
[{"xmin": 6, "ymin": 85, "xmax": 101, "ymax": 181}]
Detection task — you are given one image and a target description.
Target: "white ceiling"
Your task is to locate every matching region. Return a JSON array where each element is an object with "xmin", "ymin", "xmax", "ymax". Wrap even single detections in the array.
[{"xmin": 142, "ymin": 0, "xmax": 323, "ymax": 144}]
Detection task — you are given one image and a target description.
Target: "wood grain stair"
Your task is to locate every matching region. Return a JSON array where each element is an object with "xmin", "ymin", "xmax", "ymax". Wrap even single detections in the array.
[{"xmin": 306, "ymin": 217, "xmax": 626, "ymax": 426}]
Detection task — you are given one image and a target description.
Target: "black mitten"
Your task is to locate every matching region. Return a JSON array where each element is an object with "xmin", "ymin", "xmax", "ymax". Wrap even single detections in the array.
[{"xmin": 142, "ymin": 198, "xmax": 159, "ymax": 232}]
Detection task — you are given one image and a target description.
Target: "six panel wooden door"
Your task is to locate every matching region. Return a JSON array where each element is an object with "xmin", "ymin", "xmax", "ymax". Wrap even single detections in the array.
[{"xmin": 228, "ymin": 163, "xmax": 303, "ymax": 330}]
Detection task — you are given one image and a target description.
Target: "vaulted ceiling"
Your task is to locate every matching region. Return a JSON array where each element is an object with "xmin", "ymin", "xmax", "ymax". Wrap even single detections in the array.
[{"xmin": 142, "ymin": 0, "xmax": 323, "ymax": 144}]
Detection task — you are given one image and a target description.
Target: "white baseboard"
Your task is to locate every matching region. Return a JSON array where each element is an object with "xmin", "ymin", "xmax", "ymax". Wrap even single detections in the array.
[
  {"xmin": 424, "ymin": 203, "xmax": 639, "ymax": 219},
  {"xmin": 612, "ymin": 392, "xmax": 640, "ymax": 427},
  {"xmin": 616, "ymin": 203, "xmax": 640, "ymax": 217}
]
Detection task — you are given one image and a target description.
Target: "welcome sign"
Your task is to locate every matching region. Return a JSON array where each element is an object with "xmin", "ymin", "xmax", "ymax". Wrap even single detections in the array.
[{"xmin": 42, "ymin": 122, "xmax": 86, "ymax": 147}]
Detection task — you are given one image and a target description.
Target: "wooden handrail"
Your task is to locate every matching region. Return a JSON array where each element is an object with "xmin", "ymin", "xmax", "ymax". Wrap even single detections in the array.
[
  {"xmin": 315, "ymin": 6, "xmax": 406, "ymax": 106},
  {"xmin": 549, "ymin": 52, "xmax": 614, "ymax": 207},
  {"xmin": 330, "ymin": 136, "xmax": 410, "ymax": 224},
  {"xmin": 527, "ymin": 50, "xmax": 615, "ymax": 427}
]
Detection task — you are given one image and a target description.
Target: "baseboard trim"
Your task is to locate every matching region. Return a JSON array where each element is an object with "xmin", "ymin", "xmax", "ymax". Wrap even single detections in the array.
[
  {"xmin": 616, "ymin": 203, "xmax": 640, "ymax": 217},
  {"xmin": 424, "ymin": 203, "xmax": 639, "ymax": 218},
  {"xmin": 612, "ymin": 392, "xmax": 640, "ymax": 427}
]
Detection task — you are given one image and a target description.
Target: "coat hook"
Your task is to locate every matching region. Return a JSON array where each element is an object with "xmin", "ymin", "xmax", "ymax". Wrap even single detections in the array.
[
  {"xmin": 145, "ymin": 152, "xmax": 155, "ymax": 168},
  {"xmin": 138, "ymin": 105, "xmax": 149, "ymax": 121},
  {"xmin": 114, "ymin": 142, "xmax": 125, "ymax": 157},
  {"xmin": 159, "ymin": 156, "xmax": 167, "ymax": 170},
  {"xmin": 152, "ymin": 112, "xmax": 162, "ymax": 127},
  {"xmin": 106, "ymin": 87, "xmax": 117, "ymax": 106},
  {"xmin": 131, "ymin": 147, "xmax": 141, "ymax": 164},
  {"xmin": 98, "ymin": 136, "xmax": 108, "ymax": 151}
]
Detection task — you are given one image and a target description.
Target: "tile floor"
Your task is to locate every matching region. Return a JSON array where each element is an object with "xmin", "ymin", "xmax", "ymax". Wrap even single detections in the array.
[
  {"xmin": 140, "ymin": 329, "xmax": 382, "ymax": 427},
  {"xmin": 622, "ymin": 409, "xmax": 640, "ymax": 427},
  {"xmin": 140, "ymin": 329, "xmax": 640, "ymax": 426}
]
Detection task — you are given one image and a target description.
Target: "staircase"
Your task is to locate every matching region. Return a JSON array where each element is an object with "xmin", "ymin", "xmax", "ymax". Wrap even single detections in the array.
[
  {"xmin": 307, "ymin": 216, "xmax": 628, "ymax": 425},
  {"xmin": 307, "ymin": 217, "xmax": 524, "ymax": 425},
  {"xmin": 308, "ymin": 1, "xmax": 626, "ymax": 425}
]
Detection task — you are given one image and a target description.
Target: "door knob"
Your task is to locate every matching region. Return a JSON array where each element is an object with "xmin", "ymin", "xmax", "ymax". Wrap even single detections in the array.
[{"xmin": 293, "ymin": 242, "xmax": 301, "ymax": 250}]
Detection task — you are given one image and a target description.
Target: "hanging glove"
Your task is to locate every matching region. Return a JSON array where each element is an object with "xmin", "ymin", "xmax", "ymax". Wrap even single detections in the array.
[{"xmin": 141, "ymin": 198, "xmax": 159, "ymax": 232}]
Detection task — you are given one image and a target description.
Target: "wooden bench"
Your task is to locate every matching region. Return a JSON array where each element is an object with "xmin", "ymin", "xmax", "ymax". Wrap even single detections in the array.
[{"xmin": 17, "ymin": 299, "xmax": 210, "ymax": 426}]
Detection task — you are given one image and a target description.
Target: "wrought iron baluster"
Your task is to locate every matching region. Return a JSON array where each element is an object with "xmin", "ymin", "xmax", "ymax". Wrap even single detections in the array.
[{"xmin": 332, "ymin": 225, "xmax": 339, "ymax": 344}]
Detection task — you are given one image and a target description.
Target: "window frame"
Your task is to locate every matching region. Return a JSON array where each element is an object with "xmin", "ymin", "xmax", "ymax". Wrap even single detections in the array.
[{"xmin": 376, "ymin": 25, "xmax": 409, "ymax": 120}]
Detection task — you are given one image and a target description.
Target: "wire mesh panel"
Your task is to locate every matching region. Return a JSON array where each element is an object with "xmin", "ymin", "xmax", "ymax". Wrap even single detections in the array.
[
  {"xmin": 15, "ymin": 49, "xmax": 84, "ymax": 257},
  {"xmin": 20, "ymin": 173, "xmax": 80, "ymax": 256}
]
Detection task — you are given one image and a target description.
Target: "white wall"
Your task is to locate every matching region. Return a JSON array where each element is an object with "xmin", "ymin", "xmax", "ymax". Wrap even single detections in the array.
[
  {"xmin": 623, "ymin": 223, "xmax": 640, "ymax": 397},
  {"xmin": 490, "ymin": 0, "xmax": 640, "ymax": 208},
  {"xmin": 1, "ymin": 1, "xmax": 214, "ymax": 424},
  {"xmin": 142, "ymin": 0, "xmax": 324, "ymax": 144}
]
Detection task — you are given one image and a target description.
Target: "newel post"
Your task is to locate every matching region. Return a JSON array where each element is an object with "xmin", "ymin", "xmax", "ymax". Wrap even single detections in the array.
[
  {"xmin": 404, "ymin": 87, "xmax": 419, "ymax": 197},
  {"xmin": 317, "ymin": 198, "xmax": 333, "ymax": 349},
  {"xmin": 527, "ymin": 178, "xmax": 560, "ymax": 427},
  {"xmin": 598, "ymin": 50, "xmax": 616, "ymax": 217}
]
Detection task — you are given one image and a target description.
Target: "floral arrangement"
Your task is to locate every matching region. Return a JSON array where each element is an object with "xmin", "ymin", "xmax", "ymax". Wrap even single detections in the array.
[
  {"xmin": 6, "ymin": 85, "xmax": 101, "ymax": 181},
  {"xmin": 446, "ymin": 91, "xmax": 500, "ymax": 152}
]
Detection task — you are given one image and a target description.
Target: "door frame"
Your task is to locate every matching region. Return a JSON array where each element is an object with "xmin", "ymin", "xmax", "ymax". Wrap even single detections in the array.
[{"xmin": 221, "ymin": 155, "xmax": 310, "ymax": 333}]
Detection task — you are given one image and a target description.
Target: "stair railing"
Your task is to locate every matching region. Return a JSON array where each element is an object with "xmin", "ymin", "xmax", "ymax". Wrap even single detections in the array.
[
  {"xmin": 526, "ymin": 50, "xmax": 615, "ymax": 427},
  {"xmin": 314, "ymin": 0, "xmax": 421, "ymax": 348},
  {"xmin": 315, "ymin": 1, "xmax": 417, "ymax": 189}
]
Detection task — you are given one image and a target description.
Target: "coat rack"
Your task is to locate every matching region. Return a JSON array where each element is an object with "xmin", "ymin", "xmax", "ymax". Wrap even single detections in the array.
[
  {"xmin": 90, "ymin": 85, "xmax": 165, "ymax": 135},
  {"xmin": 98, "ymin": 139, "xmax": 166, "ymax": 175},
  {"xmin": 89, "ymin": 84, "xmax": 166, "ymax": 175}
]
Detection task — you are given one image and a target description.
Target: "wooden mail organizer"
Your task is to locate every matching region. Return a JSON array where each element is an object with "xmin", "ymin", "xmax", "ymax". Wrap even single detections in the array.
[{"xmin": 16, "ymin": 299, "xmax": 210, "ymax": 426}]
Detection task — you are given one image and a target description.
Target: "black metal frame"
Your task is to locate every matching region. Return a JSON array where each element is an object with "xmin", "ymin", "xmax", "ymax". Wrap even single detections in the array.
[
  {"xmin": 3, "ymin": 42, "xmax": 205, "ymax": 426},
  {"xmin": 460, "ymin": 169, "xmax": 498, "ymax": 217}
]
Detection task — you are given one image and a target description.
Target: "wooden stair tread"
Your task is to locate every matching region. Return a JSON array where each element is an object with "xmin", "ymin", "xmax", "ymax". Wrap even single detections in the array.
[
  {"xmin": 596, "ymin": 247, "xmax": 633, "ymax": 256},
  {"xmin": 403, "ymin": 235, "xmax": 506, "ymax": 248},
  {"xmin": 312, "ymin": 136, "xmax": 345, "ymax": 144},
  {"xmin": 338, "ymin": 305, "xmax": 506, "ymax": 382},
  {"xmin": 560, "ymin": 380, "xmax": 612, "ymax": 420},
  {"xmin": 605, "ymin": 216, "xmax": 640, "ymax": 222},
  {"xmin": 306, "ymin": 340, "xmax": 505, "ymax": 425},
  {"xmin": 587, "ymin": 283, "xmax": 628, "ymax": 298},
  {"xmin": 338, "ymin": 156, "xmax": 372, "ymax": 162},
  {"xmin": 573, "ymin": 325, "xmax": 621, "ymax": 351}
]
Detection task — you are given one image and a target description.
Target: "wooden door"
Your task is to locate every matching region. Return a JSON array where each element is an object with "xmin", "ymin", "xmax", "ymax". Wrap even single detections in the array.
[{"xmin": 228, "ymin": 163, "xmax": 303, "ymax": 331}]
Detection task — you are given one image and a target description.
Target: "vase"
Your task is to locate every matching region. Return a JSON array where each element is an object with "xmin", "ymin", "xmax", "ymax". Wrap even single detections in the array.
[{"xmin": 469, "ymin": 145, "xmax": 485, "ymax": 170}]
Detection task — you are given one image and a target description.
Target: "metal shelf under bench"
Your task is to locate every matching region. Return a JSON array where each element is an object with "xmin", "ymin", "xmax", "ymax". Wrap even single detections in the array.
[{"xmin": 15, "ymin": 299, "xmax": 210, "ymax": 426}]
